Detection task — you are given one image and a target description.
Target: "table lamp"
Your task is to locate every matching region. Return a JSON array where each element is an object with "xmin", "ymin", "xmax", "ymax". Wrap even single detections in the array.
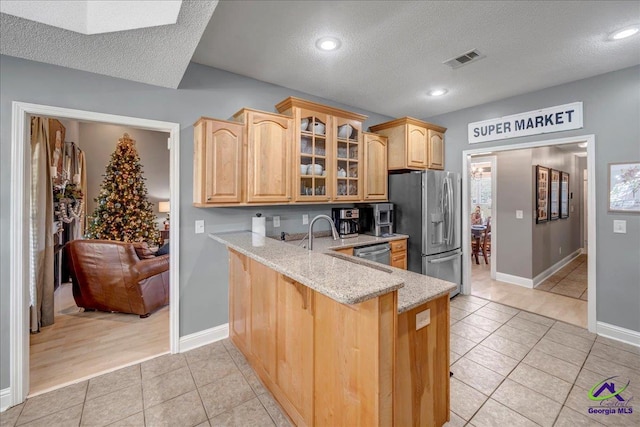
[{"xmin": 159, "ymin": 201, "xmax": 170, "ymax": 230}]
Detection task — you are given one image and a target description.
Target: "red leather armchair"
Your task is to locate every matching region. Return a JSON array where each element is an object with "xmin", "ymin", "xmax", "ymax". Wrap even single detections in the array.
[{"xmin": 65, "ymin": 240, "xmax": 169, "ymax": 318}]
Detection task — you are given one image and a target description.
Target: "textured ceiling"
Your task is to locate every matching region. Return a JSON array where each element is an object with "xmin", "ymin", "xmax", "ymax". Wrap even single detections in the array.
[
  {"xmin": 193, "ymin": 0, "xmax": 640, "ymax": 118},
  {"xmin": 0, "ymin": 0, "xmax": 218, "ymax": 88}
]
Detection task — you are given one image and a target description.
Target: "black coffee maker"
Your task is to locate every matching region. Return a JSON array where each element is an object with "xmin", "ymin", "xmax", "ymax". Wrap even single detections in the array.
[{"xmin": 331, "ymin": 208, "xmax": 360, "ymax": 238}]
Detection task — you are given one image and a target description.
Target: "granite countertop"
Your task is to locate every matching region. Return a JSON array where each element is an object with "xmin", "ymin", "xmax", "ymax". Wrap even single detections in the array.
[{"xmin": 210, "ymin": 231, "xmax": 456, "ymax": 312}]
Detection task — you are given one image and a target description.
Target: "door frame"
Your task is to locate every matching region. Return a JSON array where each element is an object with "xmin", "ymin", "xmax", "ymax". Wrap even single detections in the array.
[
  {"xmin": 461, "ymin": 134, "xmax": 596, "ymax": 333},
  {"xmin": 9, "ymin": 101, "xmax": 181, "ymax": 407},
  {"xmin": 468, "ymin": 155, "xmax": 497, "ymax": 279}
]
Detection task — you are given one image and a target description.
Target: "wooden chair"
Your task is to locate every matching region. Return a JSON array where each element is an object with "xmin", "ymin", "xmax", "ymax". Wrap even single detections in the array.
[{"xmin": 481, "ymin": 224, "xmax": 492, "ymax": 264}]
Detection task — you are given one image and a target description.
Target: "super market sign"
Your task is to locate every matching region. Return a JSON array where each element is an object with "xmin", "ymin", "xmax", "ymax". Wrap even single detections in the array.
[{"xmin": 468, "ymin": 102, "xmax": 583, "ymax": 144}]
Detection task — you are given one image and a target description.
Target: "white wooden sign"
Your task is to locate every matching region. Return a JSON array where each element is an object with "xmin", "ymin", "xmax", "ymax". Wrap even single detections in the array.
[{"xmin": 468, "ymin": 102, "xmax": 583, "ymax": 144}]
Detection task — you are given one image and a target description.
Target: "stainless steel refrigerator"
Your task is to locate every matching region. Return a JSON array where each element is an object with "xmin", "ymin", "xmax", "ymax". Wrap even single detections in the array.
[{"xmin": 389, "ymin": 170, "xmax": 461, "ymax": 296}]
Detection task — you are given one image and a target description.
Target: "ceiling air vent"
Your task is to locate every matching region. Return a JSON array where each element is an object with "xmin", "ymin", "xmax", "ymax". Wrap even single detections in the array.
[{"xmin": 443, "ymin": 49, "xmax": 485, "ymax": 69}]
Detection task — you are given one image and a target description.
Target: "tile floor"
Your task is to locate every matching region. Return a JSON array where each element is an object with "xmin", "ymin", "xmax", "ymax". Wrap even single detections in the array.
[
  {"xmin": 535, "ymin": 255, "xmax": 588, "ymax": 300},
  {"xmin": 2, "ymin": 294, "xmax": 639, "ymax": 427}
]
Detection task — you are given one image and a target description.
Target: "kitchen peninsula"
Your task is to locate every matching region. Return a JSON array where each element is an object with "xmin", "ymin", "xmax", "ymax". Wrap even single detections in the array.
[{"xmin": 211, "ymin": 231, "xmax": 456, "ymax": 426}]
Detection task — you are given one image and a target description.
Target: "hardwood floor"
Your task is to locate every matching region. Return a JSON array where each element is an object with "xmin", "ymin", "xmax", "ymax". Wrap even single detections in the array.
[
  {"xmin": 29, "ymin": 282, "xmax": 169, "ymax": 397},
  {"xmin": 535, "ymin": 254, "xmax": 588, "ymax": 300},
  {"xmin": 470, "ymin": 261, "xmax": 587, "ymax": 328}
]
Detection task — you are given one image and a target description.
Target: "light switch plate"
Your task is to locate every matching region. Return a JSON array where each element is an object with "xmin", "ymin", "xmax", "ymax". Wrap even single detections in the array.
[
  {"xmin": 416, "ymin": 309, "xmax": 431, "ymax": 330},
  {"xmin": 613, "ymin": 220, "xmax": 627, "ymax": 234},
  {"xmin": 302, "ymin": 214, "xmax": 309, "ymax": 225},
  {"xmin": 516, "ymin": 210, "xmax": 523, "ymax": 219},
  {"xmin": 195, "ymin": 220, "xmax": 205, "ymax": 234},
  {"xmin": 273, "ymin": 216, "xmax": 280, "ymax": 228}
]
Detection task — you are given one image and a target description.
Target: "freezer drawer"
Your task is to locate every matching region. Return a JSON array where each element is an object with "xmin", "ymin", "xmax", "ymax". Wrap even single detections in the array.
[{"xmin": 422, "ymin": 249, "xmax": 461, "ymax": 297}]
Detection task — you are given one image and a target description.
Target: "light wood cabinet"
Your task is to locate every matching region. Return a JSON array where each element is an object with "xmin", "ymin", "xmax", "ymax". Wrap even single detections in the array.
[
  {"xmin": 193, "ymin": 118, "xmax": 244, "ymax": 205},
  {"xmin": 332, "ymin": 247, "xmax": 354, "ymax": 256},
  {"xmin": 276, "ymin": 97, "xmax": 367, "ymax": 202},
  {"xmin": 228, "ymin": 249, "xmax": 251, "ymax": 354},
  {"xmin": 390, "ymin": 239, "xmax": 408, "ymax": 270},
  {"xmin": 363, "ymin": 132, "xmax": 388, "ymax": 201},
  {"xmin": 249, "ymin": 258, "xmax": 277, "ymax": 380},
  {"xmin": 234, "ymin": 108, "xmax": 293, "ymax": 203},
  {"xmin": 370, "ymin": 117, "xmax": 446, "ymax": 171}
]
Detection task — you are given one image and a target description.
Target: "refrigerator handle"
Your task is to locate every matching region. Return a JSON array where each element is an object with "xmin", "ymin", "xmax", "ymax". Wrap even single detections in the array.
[
  {"xmin": 447, "ymin": 176, "xmax": 454, "ymax": 246},
  {"xmin": 424, "ymin": 250, "xmax": 462, "ymax": 263},
  {"xmin": 443, "ymin": 177, "xmax": 450, "ymax": 245}
]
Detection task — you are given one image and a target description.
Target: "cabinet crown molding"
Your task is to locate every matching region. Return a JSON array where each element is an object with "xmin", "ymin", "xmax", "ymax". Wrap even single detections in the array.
[
  {"xmin": 276, "ymin": 96, "xmax": 368, "ymax": 122},
  {"xmin": 369, "ymin": 116, "xmax": 447, "ymax": 133}
]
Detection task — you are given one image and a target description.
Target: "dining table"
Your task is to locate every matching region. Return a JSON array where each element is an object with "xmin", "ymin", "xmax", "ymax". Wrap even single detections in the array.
[{"xmin": 471, "ymin": 224, "xmax": 487, "ymax": 264}]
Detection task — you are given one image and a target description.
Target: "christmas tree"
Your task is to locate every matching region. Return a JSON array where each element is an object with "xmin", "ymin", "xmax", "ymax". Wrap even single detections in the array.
[{"xmin": 85, "ymin": 133, "xmax": 161, "ymax": 245}]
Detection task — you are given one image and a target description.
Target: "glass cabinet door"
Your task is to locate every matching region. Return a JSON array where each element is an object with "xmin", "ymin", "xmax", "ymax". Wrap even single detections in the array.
[
  {"xmin": 296, "ymin": 112, "xmax": 329, "ymax": 201},
  {"xmin": 334, "ymin": 118, "xmax": 362, "ymax": 200}
]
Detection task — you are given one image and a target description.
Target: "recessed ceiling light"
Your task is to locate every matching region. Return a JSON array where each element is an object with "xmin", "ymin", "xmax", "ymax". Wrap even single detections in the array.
[
  {"xmin": 428, "ymin": 88, "xmax": 448, "ymax": 97},
  {"xmin": 609, "ymin": 26, "xmax": 639, "ymax": 40},
  {"xmin": 316, "ymin": 37, "xmax": 341, "ymax": 51}
]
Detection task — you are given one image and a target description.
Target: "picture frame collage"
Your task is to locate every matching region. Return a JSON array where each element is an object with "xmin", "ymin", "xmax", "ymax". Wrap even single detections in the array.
[{"xmin": 536, "ymin": 165, "xmax": 570, "ymax": 224}]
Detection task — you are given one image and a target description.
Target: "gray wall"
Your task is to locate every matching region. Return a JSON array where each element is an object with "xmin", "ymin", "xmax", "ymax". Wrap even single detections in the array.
[
  {"xmin": 0, "ymin": 55, "xmax": 394, "ymax": 389},
  {"xmin": 78, "ymin": 123, "xmax": 170, "ymax": 227},
  {"xmin": 428, "ymin": 65, "xmax": 640, "ymax": 333}
]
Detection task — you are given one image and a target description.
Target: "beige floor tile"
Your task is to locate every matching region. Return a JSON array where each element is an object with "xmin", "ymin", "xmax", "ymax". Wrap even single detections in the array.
[
  {"xmin": 549, "ymin": 284, "xmax": 584, "ymax": 299},
  {"xmin": 242, "ymin": 369, "xmax": 268, "ymax": 396},
  {"xmin": 596, "ymin": 336, "xmax": 640, "ymax": 355},
  {"xmin": 140, "ymin": 353, "xmax": 187, "ymax": 380},
  {"xmin": 484, "ymin": 302, "xmax": 520, "ymax": 316},
  {"xmin": 196, "ymin": 422, "xmax": 211, "ymax": 427},
  {"xmin": 107, "ymin": 411, "xmax": 145, "ymax": 427},
  {"xmin": 142, "ymin": 366, "xmax": 196, "ymax": 409},
  {"xmin": 551, "ymin": 322, "xmax": 596, "ymax": 341},
  {"xmin": 198, "ymin": 371, "xmax": 256, "ymax": 419},
  {"xmin": 564, "ymin": 384, "xmax": 640, "ymax": 427},
  {"xmin": 225, "ymin": 343, "xmax": 252, "ymax": 372},
  {"xmin": 589, "ymin": 342, "xmax": 640, "ymax": 372},
  {"xmin": 492, "ymin": 379, "xmax": 561, "ymax": 427},
  {"xmin": 514, "ymin": 311, "xmax": 555, "ymax": 327},
  {"xmin": 450, "ymin": 306, "xmax": 472, "ymax": 321},
  {"xmin": 80, "ymin": 384, "xmax": 143, "ymax": 427},
  {"xmin": 573, "ymin": 368, "xmax": 607, "ymax": 393},
  {"xmin": 582, "ymin": 354, "xmax": 640, "ymax": 384},
  {"xmin": 449, "ymin": 378, "xmax": 488, "ymax": 421},
  {"xmin": 493, "ymin": 324, "xmax": 540, "ymax": 348},
  {"xmin": 187, "ymin": 351, "xmax": 240, "ymax": 388},
  {"xmin": 443, "ymin": 411, "xmax": 466, "ymax": 427},
  {"xmin": 534, "ymin": 280, "xmax": 556, "ymax": 291},
  {"xmin": 522, "ymin": 349, "xmax": 581, "ymax": 383},
  {"xmin": 533, "ymin": 337, "xmax": 589, "ymax": 366},
  {"xmin": 559, "ymin": 278, "xmax": 588, "ymax": 289},
  {"xmin": 505, "ymin": 316, "xmax": 551, "ymax": 338},
  {"xmin": 474, "ymin": 306, "xmax": 516, "ymax": 323},
  {"xmin": 508, "ymin": 363, "xmax": 572, "ymax": 401},
  {"xmin": 451, "ymin": 357, "xmax": 505, "ymax": 395},
  {"xmin": 209, "ymin": 397, "xmax": 275, "ymax": 427},
  {"xmin": 454, "ymin": 295, "xmax": 490, "ymax": 307},
  {"xmin": 450, "ymin": 299, "xmax": 484, "ymax": 313},
  {"xmin": 554, "ymin": 406, "xmax": 605, "ymax": 427},
  {"xmin": 450, "ymin": 333, "xmax": 479, "ymax": 356},
  {"xmin": 450, "ymin": 350, "xmax": 462, "ymax": 364},
  {"xmin": 144, "ymin": 390, "xmax": 207, "ymax": 427},
  {"xmin": 465, "ymin": 345, "xmax": 520, "ymax": 376},
  {"xmin": 460, "ymin": 313, "xmax": 504, "ymax": 333},
  {"xmin": 1, "ymin": 404, "xmax": 24, "ymax": 427},
  {"xmin": 86, "ymin": 364, "xmax": 141, "ymax": 401},
  {"xmin": 17, "ymin": 381, "xmax": 87, "ymax": 425},
  {"xmin": 544, "ymin": 328, "xmax": 594, "ymax": 353},
  {"xmin": 451, "ymin": 322, "xmax": 492, "ymax": 344},
  {"xmin": 480, "ymin": 335, "xmax": 531, "ymax": 360},
  {"xmin": 579, "ymin": 291, "xmax": 588, "ymax": 300},
  {"xmin": 469, "ymin": 398, "xmax": 538, "ymax": 427},
  {"xmin": 257, "ymin": 393, "xmax": 294, "ymax": 427},
  {"xmin": 17, "ymin": 403, "xmax": 82, "ymax": 427},
  {"xmin": 185, "ymin": 341, "xmax": 228, "ymax": 364}
]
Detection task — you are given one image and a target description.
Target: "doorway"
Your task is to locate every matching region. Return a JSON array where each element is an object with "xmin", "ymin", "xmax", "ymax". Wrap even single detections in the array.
[
  {"xmin": 9, "ymin": 102, "xmax": 181, "ymax": 407},
  {"xmin": 461, "ymin": 135, "xmax": 596, "ymax": 333}
]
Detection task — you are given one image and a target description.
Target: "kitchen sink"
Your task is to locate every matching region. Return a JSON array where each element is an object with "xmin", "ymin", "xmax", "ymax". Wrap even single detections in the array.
[{"xmin": 324, "ymin": 252, "xmax": 393, "ymax": 273}]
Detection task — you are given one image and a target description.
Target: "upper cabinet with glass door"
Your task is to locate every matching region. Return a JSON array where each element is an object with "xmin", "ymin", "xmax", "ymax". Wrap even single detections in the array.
[{"xmin": 276, "ymin": 97, "xmax": 367, "ymax": 202}]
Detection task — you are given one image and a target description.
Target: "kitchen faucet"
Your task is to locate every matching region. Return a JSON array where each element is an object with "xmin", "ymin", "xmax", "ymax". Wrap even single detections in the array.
[{"xmin": 308, "ymin": 214, "xmax": 339, "ymax": 250}]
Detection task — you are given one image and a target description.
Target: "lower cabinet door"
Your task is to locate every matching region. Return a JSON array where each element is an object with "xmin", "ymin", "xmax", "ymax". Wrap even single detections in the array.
[
  {"xmin": 276, "ymin": 274, "xmax": 314, "ymax": 424},
  {"xmin": 250, "ymin": 259, "xmax": 277, "ymax": 380}
]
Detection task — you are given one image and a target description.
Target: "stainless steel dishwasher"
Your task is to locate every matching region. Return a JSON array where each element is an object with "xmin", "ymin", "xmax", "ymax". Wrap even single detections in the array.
[{"xmin": 353, "ymin": 243, "xmax": 391, "ymax": 266}]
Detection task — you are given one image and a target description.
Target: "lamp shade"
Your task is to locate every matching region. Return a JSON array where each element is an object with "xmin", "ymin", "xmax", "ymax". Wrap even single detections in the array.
[{"xmin": 158, "ymin": 201, "xmax": 170, "ymax": 213}]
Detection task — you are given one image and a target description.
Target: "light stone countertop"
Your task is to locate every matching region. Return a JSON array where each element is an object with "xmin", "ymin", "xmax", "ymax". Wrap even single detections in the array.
[{"xmin": 210, "ymin": 231, "xmax": 456, "ymax": 312}]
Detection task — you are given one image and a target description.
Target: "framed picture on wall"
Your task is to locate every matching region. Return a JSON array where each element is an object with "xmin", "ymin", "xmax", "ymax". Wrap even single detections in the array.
[
  {"xmin": 535, "ymin": 165, "xmax": 549, "ymax": 223},
  {"xmin": 550, "ymin": 169, "xmax": 560, "ymax": 220},
  {"xmin": 609, "ymin": 161, "xmax": 640, "ymax": 212},
  {"xmin": 560, "ymin": 172, "xmax": 570, "ymax": 219}
]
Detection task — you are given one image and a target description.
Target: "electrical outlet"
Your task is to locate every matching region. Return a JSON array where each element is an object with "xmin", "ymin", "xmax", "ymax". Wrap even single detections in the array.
[
  {"xmin": 302, "ymin": 214, "xmax": 309, "ymax": 225},
  {"xmin": 273, "ymin": 216, "xmax": 280, "ymax": 228},
  {"xmin": 614, "ymin": 220, "xmax": 627, "ymax": 234},
  {"xmin": 195, "ymin": 220, "xmax": 204, "ymax": 234},
  {"xmin": 516, "ymin": 210, "xmax": 523, "ymax": 219}
]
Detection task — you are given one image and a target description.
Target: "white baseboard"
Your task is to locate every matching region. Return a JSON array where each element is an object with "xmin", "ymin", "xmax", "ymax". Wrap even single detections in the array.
[
  {"xmin": 1, "ymin": 387, "xmax": 11, "ymax": 412},
  {"xmin": 597, "ymin": 321, "xmax": 640, "ymax": 348},
  {"xmin": 495, "ymin": 272, "xmax": 534, "ymax": 288},
  {"xmin": 179, "ymin": 323, "xmax": 229, "ymax": 353},
  {"xmin": 581, "ymin": 246, "xmax": 587, "ymax": 255},
  {"xmin": 532, "ymin": 249, "xmax": 582, "ymax": 287}
]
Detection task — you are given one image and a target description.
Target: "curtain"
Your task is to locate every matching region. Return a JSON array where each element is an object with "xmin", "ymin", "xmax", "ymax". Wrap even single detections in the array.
[{"xmin": 30, "ymin": 117, "xmax": 55, "ymax": 331}]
